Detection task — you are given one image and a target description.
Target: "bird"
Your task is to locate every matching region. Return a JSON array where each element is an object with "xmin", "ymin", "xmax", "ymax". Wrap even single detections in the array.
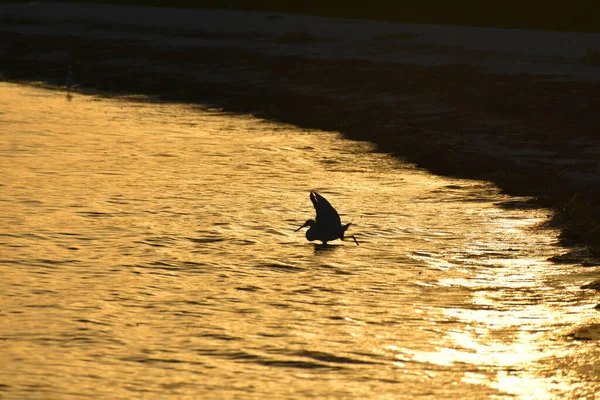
[{"xmin": 295, "ymin": 191, "xmax": 359, "ymax": 245}]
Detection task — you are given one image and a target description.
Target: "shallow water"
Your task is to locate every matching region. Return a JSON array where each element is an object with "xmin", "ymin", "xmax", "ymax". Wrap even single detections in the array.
[{"xmin": 1, "ymin": 82, "xmax": 599, "ymax": 399}]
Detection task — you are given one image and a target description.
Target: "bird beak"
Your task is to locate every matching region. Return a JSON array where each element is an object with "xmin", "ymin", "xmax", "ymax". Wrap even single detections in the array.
[{"xmin": 294, "ymin": 222, "xmax": 308, "ymax": 232}]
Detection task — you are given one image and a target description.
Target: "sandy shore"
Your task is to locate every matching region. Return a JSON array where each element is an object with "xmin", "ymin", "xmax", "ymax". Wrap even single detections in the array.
[{"xmin": 2, "ymin": 2, "xmax": 600, "ymax": 248}]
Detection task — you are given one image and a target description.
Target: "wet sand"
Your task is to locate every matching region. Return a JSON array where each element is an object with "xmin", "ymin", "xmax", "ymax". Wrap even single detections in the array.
[{"xmin": 2, "ymin": 2, "xmax": 600, "ymax": 247}]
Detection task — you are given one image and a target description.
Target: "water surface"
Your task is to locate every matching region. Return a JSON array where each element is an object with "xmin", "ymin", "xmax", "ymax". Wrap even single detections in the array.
[{"xmin": 1, "ymin": 83, "xmax": 599, "ymax": 399}]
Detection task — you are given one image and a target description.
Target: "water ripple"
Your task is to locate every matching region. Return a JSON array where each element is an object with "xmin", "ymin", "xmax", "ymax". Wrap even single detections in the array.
[{"xmin": 1, "ymin": 82, "xmax": 594, "ymax": 400}]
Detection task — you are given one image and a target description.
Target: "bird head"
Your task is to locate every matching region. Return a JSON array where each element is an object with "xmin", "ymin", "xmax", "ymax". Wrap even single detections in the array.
[{"xmin": 294, "ymin": 219, "xmax": 316, "ymax": 232}]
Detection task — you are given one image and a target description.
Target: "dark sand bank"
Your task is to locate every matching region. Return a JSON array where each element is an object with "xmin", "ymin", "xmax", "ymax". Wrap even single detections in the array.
[
  {"xmin": 62, "ymin": 0, "xmax": 600, "ymax": 33},
  {"xmin": 2, "ymin": 3, "xmax": 600, "ymax": 251}
]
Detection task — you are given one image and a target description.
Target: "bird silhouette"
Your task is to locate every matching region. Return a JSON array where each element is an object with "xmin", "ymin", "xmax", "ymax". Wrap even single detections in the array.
[{"xmin": 295, "ymin": 191, "xmax": 359, "ymax": 245}]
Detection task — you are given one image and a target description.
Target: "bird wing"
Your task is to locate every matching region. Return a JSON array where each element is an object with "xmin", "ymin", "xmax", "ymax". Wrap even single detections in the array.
[{"xmin": 310, "ymin": 191, "xmax": 341, "ymax": 228}]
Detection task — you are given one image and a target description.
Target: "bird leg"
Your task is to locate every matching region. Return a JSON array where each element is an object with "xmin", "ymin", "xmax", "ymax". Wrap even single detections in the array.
[{"xmin": 345, "ymin": 235, "xmax": 359, "ymax": 246}]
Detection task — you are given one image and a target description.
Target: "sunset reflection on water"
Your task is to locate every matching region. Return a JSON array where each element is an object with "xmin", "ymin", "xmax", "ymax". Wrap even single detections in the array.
[{"xmin": 1, "ymin": 82, "xmax": 599, "ymax": 399}]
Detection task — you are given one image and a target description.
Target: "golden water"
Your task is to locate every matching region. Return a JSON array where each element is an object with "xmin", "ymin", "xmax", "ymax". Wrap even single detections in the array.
[{"xmin": 1, "ymin": 82, "xmax": 599, "ymax": 399}]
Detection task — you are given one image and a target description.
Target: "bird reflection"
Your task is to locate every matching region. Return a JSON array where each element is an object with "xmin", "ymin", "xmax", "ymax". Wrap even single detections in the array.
[{"xmin": 313, "ymin": 243, "xmax": 341, "ymax": 254}]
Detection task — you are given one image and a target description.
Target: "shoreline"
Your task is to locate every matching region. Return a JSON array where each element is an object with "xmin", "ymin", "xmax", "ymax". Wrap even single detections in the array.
[{"xmin": 2, "ymin": 2, "xmax": 600, "ymax": 250}]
